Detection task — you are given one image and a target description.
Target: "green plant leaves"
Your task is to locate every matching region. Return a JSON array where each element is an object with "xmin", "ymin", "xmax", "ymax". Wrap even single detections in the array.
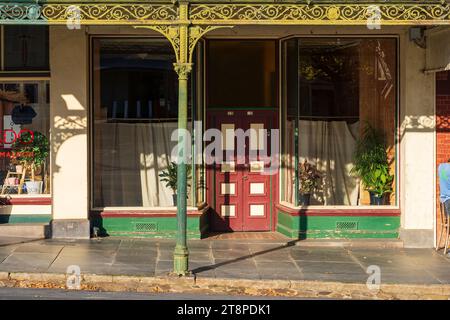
[
  {"xmin": 158, "ymin": 161, "xmax": 192, "ymax": 194},
  {"xmin": 351, "ymin": 123, "xmax": 394, "ymax": 198},
  {"xmin": 11, "ymin": 131, "xmax": 49, "ymax": 169},
  {"xmin": 298, "ymin": 160, "xmax": 322, "ymax": 194}
]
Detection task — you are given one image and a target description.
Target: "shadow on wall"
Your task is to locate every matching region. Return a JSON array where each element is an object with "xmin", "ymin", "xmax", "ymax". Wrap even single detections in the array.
[
  {"xmin": 52, "ymin": 94, "xmax": 87, "ymax": 174},
  {"xmin": 297, "ymin": 214, "xmax": 308, "ymax": 240}
]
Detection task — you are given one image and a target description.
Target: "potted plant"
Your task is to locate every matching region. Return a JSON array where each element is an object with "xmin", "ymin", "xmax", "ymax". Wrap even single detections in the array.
[
  {"xmin": 159, "ymin": 161, "xmax": 192, "ymax": 206},
  {"xmin": 298, "ymin": 159, "xmax": 321, "ymax": 206},
  {"xmin": 351, "ymin": 124, "xmax": 394, "ymax": 205},
  {"xmin": 12, "ymin": 131, "xmax": 49, "ymax": 195}
]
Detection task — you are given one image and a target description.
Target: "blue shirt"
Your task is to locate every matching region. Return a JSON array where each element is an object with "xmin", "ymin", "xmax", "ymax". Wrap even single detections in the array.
[{"xmin": 438, "ymin": 163, "xmax": 450, "ymax": 203}]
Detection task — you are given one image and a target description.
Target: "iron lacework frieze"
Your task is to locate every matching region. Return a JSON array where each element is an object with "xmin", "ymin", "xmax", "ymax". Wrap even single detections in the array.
[
  {"xmin": 0, "ymin": 3, "xmax": 179, "ymax": 25},
  {"xmin": 0, "ymin": 1, "xmax": 449, "ymax": 25},
  {"xmin": 190, "ymin": 3, "xmax": 450, "ymax": 25}
]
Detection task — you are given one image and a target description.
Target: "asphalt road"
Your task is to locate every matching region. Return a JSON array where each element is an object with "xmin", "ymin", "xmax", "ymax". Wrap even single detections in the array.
[{"xmin": 0, "ymin": 287, "xmax": 300, "ymax": 300}]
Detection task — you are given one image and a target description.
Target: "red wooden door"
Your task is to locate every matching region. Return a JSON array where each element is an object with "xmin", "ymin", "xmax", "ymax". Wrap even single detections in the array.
[{"xmin": 207, "ymin": 110, "xmax": 277, "ymax": 232}]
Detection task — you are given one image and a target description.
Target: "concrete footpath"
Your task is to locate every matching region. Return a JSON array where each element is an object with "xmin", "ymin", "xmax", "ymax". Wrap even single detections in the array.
[{"xmin": 1, "ymin": 237, "xmax": 450, "ymax": 299}]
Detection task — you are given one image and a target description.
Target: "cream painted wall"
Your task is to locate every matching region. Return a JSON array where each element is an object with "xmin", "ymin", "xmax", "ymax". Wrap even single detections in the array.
[
  {"xmin": 0, "ymin": 205, "xmax": 51, "ymax": 215},
  {"xmin": 50, "ymin": 26, "xmax": 89, "ymax": 220},
  {"xmin": 399, "ymin": 31, "xmax": 436, "ymax": 234}
]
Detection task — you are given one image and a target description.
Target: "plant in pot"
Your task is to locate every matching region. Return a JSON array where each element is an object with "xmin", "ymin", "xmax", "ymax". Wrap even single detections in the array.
[
  {"xmin": 159, "ymin": 161, "xmax": 192, "ymax": 206},
  {"xmin": 298, "ymin": 160, "xmax": 321, "ymax": 206},
  {"xmin": 351, "ymin": 124, "xmax": 394, "ymax": 205},
  {"xmin": 12, "ymin": 131, "xmax": 49, "ymax": 195}
]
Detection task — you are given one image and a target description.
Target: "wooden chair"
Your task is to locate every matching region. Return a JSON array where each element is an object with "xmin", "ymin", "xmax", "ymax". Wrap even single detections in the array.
[{"xmin": 436, "ymin": 202, "xmax": 450, "ymax": 254}]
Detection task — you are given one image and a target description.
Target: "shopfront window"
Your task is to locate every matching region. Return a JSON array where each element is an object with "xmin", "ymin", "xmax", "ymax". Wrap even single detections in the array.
[
  {"xmin": 92, "ymin": 38, "xmax": 193, "ymax": 208},
  {"xmin": 3, "ymin": 26, "xmax": 49, "ymax": 71},
  {"xmin": 0, "ymin": 81, "xmax": 50, "ymax": 195},
  {"xmin": 282, "ymin": 38, "xmax": 397, "ymax": 206},
  {"xmin": 0, "ymin": 26, "xmax": 50, "ymax": 196}
]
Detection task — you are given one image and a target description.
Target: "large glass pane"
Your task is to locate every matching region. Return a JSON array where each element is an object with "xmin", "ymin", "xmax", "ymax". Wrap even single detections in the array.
[
  {"xmin": 92, "ymin": 38, "xmax": 192, "ymax": 208},
  {"xmin": 282, "ymin": 38, "xmax": 397, "ymax": 206},
  {"xmin": 4, "ymin": 26, "xmax": 49, "ymax": 71},
  {"xmin": 0, "ymin": 81, "xmax": 50, "ymax": 194},
  {"xmin": 207, "ymin": 40, "xmax": 276, "ymax": 108}
]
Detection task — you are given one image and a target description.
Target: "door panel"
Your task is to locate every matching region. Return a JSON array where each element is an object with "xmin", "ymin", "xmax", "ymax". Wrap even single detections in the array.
[{"xmin": 208, "ymin": 110, "xmax": 277, "ymax": 232}]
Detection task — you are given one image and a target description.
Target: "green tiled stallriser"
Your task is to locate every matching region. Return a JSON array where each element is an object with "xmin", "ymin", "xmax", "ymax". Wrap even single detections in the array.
[
  {"xmin": 276, "ymin": 211, "xmax": 400, "ymax": 239},
  {"xmin": 90, "ymin": 216, "xmax": 207, "ymax": 239},
  {"xmin": 0, "ymin": 215, "xmax": 51, "ymax": 224}
]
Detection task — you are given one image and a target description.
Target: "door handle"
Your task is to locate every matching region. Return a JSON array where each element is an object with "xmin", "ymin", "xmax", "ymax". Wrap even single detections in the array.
[{"xmin": 243, "ymin": 175, "xmax": 249, "ymax": 180}]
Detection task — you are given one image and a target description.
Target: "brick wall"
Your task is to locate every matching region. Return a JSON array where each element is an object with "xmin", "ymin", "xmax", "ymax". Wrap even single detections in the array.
[{"xmin": 436, "ymin": 70, "xmax": 450, "ymax": 247}]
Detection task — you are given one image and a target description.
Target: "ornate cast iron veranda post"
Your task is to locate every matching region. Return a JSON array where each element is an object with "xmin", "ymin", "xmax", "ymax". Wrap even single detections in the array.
[
  {"xmin": 172, "ymin": 3, "xmax": 230, "ymax": 276},
  {"xmin": 173, "ymin": 2, "xmax": 192, "ymax": 275},
  {"xmin": 173, "ymin": 60, "xmax": 191, "ymax": 275},
  {"xmin": 136, "ymin": 2, "xmax": 193, "ymax": 276}
]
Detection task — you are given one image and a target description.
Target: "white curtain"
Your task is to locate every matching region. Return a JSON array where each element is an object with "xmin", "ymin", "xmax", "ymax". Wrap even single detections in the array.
[
  {"xmin": 96, "ymin": 122, "xmax": 181, "ymax": 207},
  {"xmin": 295, "ymin": 120, "xmax": 360, "ymax": 206}
]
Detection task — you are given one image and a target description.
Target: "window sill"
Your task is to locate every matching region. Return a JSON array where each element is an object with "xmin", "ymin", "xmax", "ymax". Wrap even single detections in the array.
[
  {"xmin": 0, "ymin": 195, "xmax": 51, "ymax": 205},
  {"xmin": 277, "ymin": 201, "xmax": 400, "ymax": 216},
  {"xmin": 92, "ymin": 203, "xmax": 209, "ymax": 217}
]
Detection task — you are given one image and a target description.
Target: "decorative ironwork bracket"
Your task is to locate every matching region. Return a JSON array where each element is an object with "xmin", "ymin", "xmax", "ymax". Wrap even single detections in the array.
[
  {"xmin": 135, "ymin": 25, "xmax": 181, "ymax": 61},
  {"xmin": 135, "ymin": 24, "xmax": 232, "ymax": 64}
]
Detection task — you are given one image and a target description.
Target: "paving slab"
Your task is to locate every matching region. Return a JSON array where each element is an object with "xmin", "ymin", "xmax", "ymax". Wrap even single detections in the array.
[
  {"xmin": 0, "ymin": 252, "xmax": 58, "ymax": 272},
  {"xmin": 0, "ymin": 237, "xmax": 40, "ymax": 247},
  {"xmin": 290, "ymin": 248, "xmax": 354, "ymax": 263},
  {"xmin": 256, "ymin": 261, "xmax": 303, "ymax": 280},
  {"xmin": 14, "ymin": 243, "xmax": 64, "ymax": 254},
  {"xmin": 300, "ymin": 272, "xmax": 370, "ymax": 283},
  {"xmin": 296, "ymin": 261, "xmax": 366, "ymax": 275}
]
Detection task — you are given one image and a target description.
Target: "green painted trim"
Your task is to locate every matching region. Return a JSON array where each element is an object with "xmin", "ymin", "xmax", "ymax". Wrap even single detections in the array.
[
  {"xmin": 91, "ymin": 215, "xmax": 207, "ymax": 239},
  {"xmin": 0, "ymin": 214, "xmax": 51, "ymax": 224},
  {"xmin": 276, "ymin": 210, "xmax": 400, "ymax": 239}
]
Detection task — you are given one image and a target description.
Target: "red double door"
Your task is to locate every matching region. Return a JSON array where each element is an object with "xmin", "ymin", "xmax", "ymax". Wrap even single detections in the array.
[{"xmin": 207, "ymin": 110, "xmax": 277, "ymax": 232}]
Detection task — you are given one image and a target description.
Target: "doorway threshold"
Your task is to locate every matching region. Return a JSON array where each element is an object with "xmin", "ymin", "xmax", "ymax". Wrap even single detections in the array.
[{"xmin": 203, "ymin": 232, "xmax": 289, "ymax": 241}]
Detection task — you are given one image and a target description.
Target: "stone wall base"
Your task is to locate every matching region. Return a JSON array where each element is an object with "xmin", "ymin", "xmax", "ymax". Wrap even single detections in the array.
[
  {"xmin": 51, "ymin": 219, "xmax": 90, "ymax": 239},
  {"xmin": 399, "ymin": 228, "xmax": 434, "ymax": 248}
]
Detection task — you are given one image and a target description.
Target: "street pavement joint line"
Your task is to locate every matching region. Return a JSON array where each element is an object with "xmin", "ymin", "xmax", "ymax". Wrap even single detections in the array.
[
  {"xmin": 434, "ymin": 249, "xmax": 450, "ymax": 264},
  {"xmin": 288, "ymin": 251, "xmax": 304, "ymax": 278},
  {"xmin": 0, "ymin": 238, "xmax": 43, "ymax": 248},
  {"xmin": 344, "ymin": 247, "xmax": 367, "ymax": 272},
  {"xmin": 110, "ymin": 239, "xmax": 123, "ymax": 266},
  {"xmin": 423, "ymin": 268, "xmax": 446, "ymax": 284},
  {"xmin": 0, "ymin": 248, "xmax": 15, "ymax": 265},
  {"xmin": 46, "ymin": 245, "xmax": 66, "ymax": 271}
]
